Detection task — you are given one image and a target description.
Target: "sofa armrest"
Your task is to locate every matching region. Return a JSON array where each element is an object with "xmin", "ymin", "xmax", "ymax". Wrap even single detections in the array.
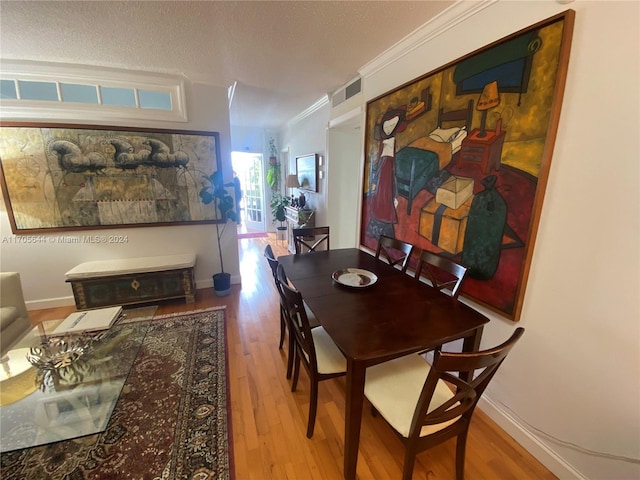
[{"xmin": 0, "ymin": 272, "xmax": 32, "ymax": 357}]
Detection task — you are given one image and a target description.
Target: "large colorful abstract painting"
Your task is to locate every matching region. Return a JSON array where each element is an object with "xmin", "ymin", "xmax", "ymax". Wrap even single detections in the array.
[
  {"xmin": 360, "ymin": 11, "xmax": 575, "ymax": 320},
  {"xmin": 0, "ymin": 123, "xmax": 222, "ymax": 233}
]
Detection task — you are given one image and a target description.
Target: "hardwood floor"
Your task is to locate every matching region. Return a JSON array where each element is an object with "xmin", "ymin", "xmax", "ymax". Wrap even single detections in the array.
[{"xmin": 28, "ymin": 234, "xmax": 557, "ymax": 479}]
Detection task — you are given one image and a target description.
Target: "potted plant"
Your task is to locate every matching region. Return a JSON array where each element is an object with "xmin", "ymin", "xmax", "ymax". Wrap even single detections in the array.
[
  {"xmin": 270, "ymin": 193, "xmax": 290, "ymax": 240},
  {"xmin": 266, "ymin": 164, "xmax": 281, "ymax": 191},
  {"xmin": 267, "ymin": 138, "xmax": 281, "ymax": 191},
  {"xmin": 199, "ymin": 170, "xmax": 237, "ymax": 296},
  {"xmin": 268, "ymin": 138, "xmax": 278, "ymax": 164}
]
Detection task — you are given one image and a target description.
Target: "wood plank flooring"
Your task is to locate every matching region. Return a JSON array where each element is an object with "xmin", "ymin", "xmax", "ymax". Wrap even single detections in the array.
[{"xmin": 28, "ymin": 234, "xmax": 556, "ymax": 480}]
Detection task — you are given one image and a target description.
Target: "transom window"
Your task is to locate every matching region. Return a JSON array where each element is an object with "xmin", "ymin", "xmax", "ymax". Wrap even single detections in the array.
[{"xmin": 0, "ymin": 60, "xmax": 187, "ymax": 123}]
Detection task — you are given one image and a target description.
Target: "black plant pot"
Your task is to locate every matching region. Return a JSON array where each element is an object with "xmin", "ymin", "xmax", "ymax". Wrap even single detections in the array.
[
  {"xmin": 213, "ymin": 272, "xmax": 231, "ymax": 297},
  {"xmin": 276, "ymin": 225, "xmax": 287, "ymax": 242}
]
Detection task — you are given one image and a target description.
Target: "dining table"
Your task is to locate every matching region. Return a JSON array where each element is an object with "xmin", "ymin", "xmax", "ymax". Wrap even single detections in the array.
[{"xmin": 278, "ymin": 247, "xmax": 489, "ymax": 480}]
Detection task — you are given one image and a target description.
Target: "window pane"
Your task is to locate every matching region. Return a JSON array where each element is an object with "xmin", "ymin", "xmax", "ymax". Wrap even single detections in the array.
[
  {"xmin": 18, "ymin": 80, "xmax": 59, "ymax": 101},
  {"xmin": 101, "ymin": 86, "xmax": 136, "ymax": 107},
  {"xmin": 0, "ymin": 80, "xmax": 17, "ymax": 99},
  {"xmin": 139, "ymin": 90, "xmax": 171, "ymax": 110},
  {"xmin": 61, "ymin": 83, "xmax": 98, "ymax": 104}
]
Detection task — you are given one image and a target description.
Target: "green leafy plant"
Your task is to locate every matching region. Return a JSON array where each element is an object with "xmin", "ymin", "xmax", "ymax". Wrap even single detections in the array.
[
  {"xmin": 266, "ymin": 165, "xmax": 281, "ymax": 190},
  {"xmin": 199, "ymin": 171, "xmax": 237, "ymax": 274},
  {"xmin": 267, "ymin": 137, "xmax": 281, "ymax": 191},
  {"xmin": 270, "ymin": 193, "xmax": 290, "ymax": 228}
]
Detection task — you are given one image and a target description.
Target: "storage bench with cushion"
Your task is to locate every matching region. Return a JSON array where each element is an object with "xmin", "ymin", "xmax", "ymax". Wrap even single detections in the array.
[{"xmin": 65, "ymin": 254, "xmax": 196, "ymax": 310}]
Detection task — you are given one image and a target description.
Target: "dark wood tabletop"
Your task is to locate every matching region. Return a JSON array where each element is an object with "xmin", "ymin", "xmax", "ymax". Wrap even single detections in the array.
[{"xmin": 278, "ymin": 248, "xmax": 489, "ymax": 480}]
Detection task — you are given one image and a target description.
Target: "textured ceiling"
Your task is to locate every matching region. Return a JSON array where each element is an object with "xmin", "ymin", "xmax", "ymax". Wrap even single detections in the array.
[{"xmin": 0, "ymin": 1, "xmax": 454, "ymax": 129}]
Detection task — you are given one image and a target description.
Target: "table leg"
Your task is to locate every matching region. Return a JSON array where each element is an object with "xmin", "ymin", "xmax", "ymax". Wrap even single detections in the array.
[
  {"xmin": 344, "ymin": 358, "xmax": 365, "ymax": 480},
  {"xmin": 462, "ymin": 325, "xmax": 483, "ymax": 353},
  {"xmin": 461, "ymin": 325, "xmax": 484, "ymax": 382}
]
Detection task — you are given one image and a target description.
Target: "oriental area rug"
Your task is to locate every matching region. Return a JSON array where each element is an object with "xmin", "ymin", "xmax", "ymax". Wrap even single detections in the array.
[{"xmin": 0, "ymin": 307, "xmax": 233, "ymax": 480}]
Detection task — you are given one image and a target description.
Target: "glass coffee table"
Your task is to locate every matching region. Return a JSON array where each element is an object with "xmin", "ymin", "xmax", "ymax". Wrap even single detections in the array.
[{"xmin": 0, "ymin": 313, "xmax": 149, "ymax": 452}]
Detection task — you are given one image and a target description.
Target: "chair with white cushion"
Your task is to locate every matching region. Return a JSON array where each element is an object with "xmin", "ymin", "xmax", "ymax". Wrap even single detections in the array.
[
  {"xmin": 364, "ymin": 328, "xmax": 524, "ymax": 480},
  {"xmin": 264, "ymin": 244, "xmax": 288, "ymax": 350},
  {"xmin": 277, "ymin": 263, "xmax": 346, "ymax": 438},
  {"xmin": 264, "ymin": 244, "xmax": 320, "ymax": 379}
]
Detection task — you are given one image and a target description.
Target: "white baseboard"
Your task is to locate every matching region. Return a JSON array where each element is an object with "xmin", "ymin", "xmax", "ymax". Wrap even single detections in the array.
[
  {"xmin": 479, "ymin": 396, "xmax": 585, "ymax": 479},
  {"xmin": 196, "ymin": 275, "xmax": 241, "ymax": 289},
  {"xmin": 26, "ymin": 296, "xmax": 76, "ymax": 311}
]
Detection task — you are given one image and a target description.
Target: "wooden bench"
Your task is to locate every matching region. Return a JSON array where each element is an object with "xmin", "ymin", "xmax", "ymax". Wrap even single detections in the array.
[{"xmin": 65, "ymin": 254, "xmax": 196, "ymax": 310}]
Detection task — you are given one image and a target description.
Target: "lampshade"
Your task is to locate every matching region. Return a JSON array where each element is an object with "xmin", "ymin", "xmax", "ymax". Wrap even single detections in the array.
[
  {"xmin": 477, "ymin": 81, "xmax": 500, "ymax": 111},
  {"xmin": 285, "ymin": 174, "xmax": 300, "ymax": 188}
]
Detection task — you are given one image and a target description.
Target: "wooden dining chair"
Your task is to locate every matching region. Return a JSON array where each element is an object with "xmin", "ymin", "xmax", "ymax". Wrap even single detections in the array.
[
  {"xmin": 414, "ymin": 250, "xmax": 469, "ymax": 358},
  {"xmin": 277, "ymin": 263, "xmax": 346, "ymax": 438},
  {"xmin": 375, "ymin": 235, "xmax": 416, "ymax": 273},
  {"xmin": 264, "ymin": 244, "xmax": 287, "ymax": 350},
  {"xmin": 292, "ymin": 226, "xmax": 330, "ymax": 254},
  {"xmin": 364, "ymin": 327, "xmax": 525, "ymax": 480},
  {"xmin": 414, "ymin": 250, "xmax": 468, "ymax": 299},
  {"xmin": 264, "ymin": 244, "xmax": 318, "ymax": 379}
]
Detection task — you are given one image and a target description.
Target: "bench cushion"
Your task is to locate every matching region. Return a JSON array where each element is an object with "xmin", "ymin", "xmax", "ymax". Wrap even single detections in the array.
[{"xmin": 65, "ymin": 253, "xmax": 196, "ymax": 280}]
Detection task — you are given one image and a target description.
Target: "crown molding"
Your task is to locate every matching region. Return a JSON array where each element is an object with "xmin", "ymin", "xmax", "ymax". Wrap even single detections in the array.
[
  {"xmin": 287, "ymin": 94, "xmax": 329, "ymax": 127},
  {"xmin": 0, "ymin": 59, "xmax": 187, "ymax": 86},
  {"xmin": 359, "ymin": 0, "xmax": 496, "ymax": 80}
]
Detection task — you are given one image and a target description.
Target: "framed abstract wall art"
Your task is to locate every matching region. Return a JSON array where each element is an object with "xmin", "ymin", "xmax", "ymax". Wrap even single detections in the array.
[
  {"xmin": 360, "ymin": 10, "xmax": 575, "ymax": 320},
  {"xmin": 0, "ymin": 123, "xmax": 223, "ymax": 233}
]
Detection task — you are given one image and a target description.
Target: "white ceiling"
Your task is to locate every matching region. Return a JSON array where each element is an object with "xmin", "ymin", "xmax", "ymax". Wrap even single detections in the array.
[{"xmin": 0, "ymin": 1, "xmax": 454, "ymax": 129}]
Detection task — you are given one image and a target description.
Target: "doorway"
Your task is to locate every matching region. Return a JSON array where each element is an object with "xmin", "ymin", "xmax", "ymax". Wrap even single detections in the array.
[{"xmin": 231, "ymin": 151, "xmax": 266, "ymax": 232}]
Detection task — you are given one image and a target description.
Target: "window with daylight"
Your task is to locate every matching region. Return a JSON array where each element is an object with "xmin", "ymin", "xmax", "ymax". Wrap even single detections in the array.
[{"xmin": 0, "ymin": 61, "xmax": 187, "ymax": 123}]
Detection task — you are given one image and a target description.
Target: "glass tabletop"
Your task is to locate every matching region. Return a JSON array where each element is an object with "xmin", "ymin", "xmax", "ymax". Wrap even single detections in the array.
[{"xmin": 0, "ymin": 317, "xmax": 149, "ymax": 452}]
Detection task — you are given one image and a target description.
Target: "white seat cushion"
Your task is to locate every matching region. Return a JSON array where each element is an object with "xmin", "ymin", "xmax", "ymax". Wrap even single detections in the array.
[
  {"xmin": 65, "ymin": 253, "xmax": 196, "ymax": 279},
  {"xmin": 311, "ymin": 326, "xmax": 347, "ymax": 374},
  {"xmin": 364, "ymin": 354, "xmax": 459, "ymax": 438}
]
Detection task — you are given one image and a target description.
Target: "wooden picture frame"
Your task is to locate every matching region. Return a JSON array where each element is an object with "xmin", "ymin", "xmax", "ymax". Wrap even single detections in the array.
[
  {"xmin": 0, "ymin": 123, "xmax": 223, "ymax": 233},
  {"xmin": 359, "ymin": 11, "xmax": 575, "ymax": 320},
  {"xmin": 296, "ymin": 153, "xmax": 318, "ymax": 192}
]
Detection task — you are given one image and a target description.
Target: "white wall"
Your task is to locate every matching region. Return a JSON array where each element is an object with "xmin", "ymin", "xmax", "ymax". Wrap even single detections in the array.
[
  {"xmin": 280, "ymin": 103, "xmax": 331, "ymax": 226},
  {"xmin": 323, "ymin": 1, "xmax": 639, "ymax": 478},
  {"xmin": 0, "ymin": 79, "xmax": 241, "ymax": 308},
  {"xmin": 230, "ymin": 125, "xmax": 264, "ymax": 154},
  {"xmin": 326, "ymin": 110, "xmax": 364, "ymax": 249}
]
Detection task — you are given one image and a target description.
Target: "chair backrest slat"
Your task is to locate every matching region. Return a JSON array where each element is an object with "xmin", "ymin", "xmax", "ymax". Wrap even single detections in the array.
[
  {"xmin": 264, "ymin": 244, "xmax": 278, "ymax": 282},
  {"xmin": 276, "ymin": 263, "xmax": 318, "ymax": 365},
  {"xmin": 293, "ymin": 226, "xmax": 330, "ymax": 254},
  {"xmin": 374, "ymin": 235, "xmax": 415, "ymax": 273},
  {"xmin": 265, "ymin": 244, "xmax": 288, "ymax": 305},
  {"xmin": 414, "ymin": 250, "xmax": 468, "ymax": 298},
  {"xmin": 410, "ymin": 327, "xmax": 525, "ymax": 439}
]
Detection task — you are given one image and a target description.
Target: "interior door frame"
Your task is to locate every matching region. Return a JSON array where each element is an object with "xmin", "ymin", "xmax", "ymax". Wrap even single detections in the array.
[{"xmin": 232, "ymin": 151, "xmax": 266, "ymax": 232}]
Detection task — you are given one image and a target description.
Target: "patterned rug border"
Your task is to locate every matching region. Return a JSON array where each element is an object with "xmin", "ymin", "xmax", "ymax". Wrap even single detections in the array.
[{"xmin": 153, "ymin": 304, "xmax": 235, "ymax": 480}]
